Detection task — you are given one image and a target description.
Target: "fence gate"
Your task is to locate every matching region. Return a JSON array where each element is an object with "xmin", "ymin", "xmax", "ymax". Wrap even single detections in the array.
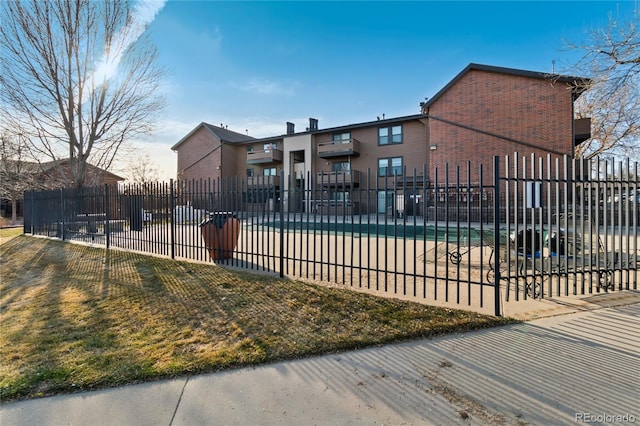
[{"xmin": 491, "ymin": 154, "xmax": 638, "ymax": 308}]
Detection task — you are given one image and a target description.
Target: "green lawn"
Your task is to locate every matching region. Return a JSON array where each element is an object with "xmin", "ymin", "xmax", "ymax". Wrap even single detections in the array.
[{"xmin": 0, "ymin": 235, "xmax": 515, "ymax": 401}]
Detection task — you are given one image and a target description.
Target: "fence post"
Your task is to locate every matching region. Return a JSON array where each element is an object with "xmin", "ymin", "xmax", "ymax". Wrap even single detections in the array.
[
  {"xmin": 60, "ymin": 188, "xmax": 65, "ymax": 241},
  {"xmin": 493, "ymin": 156, "xmax": 502, "ymax": 316},
  {"xmin": 170, "ymin": 179, "xmax": 175, "ymax": 260},
  {"xmin": 105, "ymin": 184, "xmax": 110, "ymax": 249},
  {"xmin": 23, "ymin": 191, "xmax": 31, "ymax": 234},
  {"xmin": 279, "ymin": 173, "xmax": 285, "ymax": 278}
]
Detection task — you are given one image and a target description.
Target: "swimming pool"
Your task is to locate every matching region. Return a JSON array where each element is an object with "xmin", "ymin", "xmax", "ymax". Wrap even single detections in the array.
[{"xmin": 266, "ymin": 220, "xmax": 489, "ymax": 243}]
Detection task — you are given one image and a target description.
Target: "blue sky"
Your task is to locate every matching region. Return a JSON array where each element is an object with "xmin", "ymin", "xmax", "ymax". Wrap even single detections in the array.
[{"xmin": 135, "ymin": 1, "xmax": 637, "ymax": 180}]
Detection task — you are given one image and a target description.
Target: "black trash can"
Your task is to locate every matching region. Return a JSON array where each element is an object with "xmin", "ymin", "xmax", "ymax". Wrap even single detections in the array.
[
  {"xmin": 548, "ymin": 231, "xmax": 566, "ymax": 256},
  {"xmin": 515, "ymin": 228, "xmax": 542, "ymax": 257}
]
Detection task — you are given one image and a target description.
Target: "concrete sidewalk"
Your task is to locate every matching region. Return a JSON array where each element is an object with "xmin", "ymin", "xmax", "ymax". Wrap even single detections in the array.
[{"xmin": 2, "ymin": 299, "xmax": 639, "ymax": 425}]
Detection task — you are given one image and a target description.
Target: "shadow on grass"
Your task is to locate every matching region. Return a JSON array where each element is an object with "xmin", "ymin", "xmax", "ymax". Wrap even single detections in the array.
[{"xmin": 0, "ymin": 236, "xmax": 514, "ymax": 401}]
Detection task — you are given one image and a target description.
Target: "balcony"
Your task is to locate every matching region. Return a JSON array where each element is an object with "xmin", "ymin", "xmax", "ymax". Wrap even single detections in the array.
[
  {"xmin": 317, "ymin": 138, "xmax": 361, "ymax": 158},
  {"xmin": 574, "ymin": 117, "xmax": 591, "ymax": 145},
  {"xmin": 315, "ymin": 170, "xmax": 361, "ymax": 187},
  {"xmin": 246, "ymin": 176, "xmax": 279, "ymax": 188},
  {"xmin": 312, "ymin": 200, "xmax": 359, "ymax": 216},
  {"xmin": 247, "ymin": 148, "xmax": 283, "ymax": 165}
]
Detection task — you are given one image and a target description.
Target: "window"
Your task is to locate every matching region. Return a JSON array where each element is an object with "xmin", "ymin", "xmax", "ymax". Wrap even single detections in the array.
[
  {"xmin": 246, "ymin": 145, "xmax": 254, "ymax": 152},
  {"xmin": 263, "ymin": 143, "xmax": 277, "ymax": 151},
  {"xmin": 246, "ymin": 188, "xmax": 276, "ymax": 203},
  {"xmin": 332, "ymin": 132, "xmax": 351, "ymax": 144},
  {"xmin": 378, "ymin": 157, "xmax": 403, "ymax": 177},
  {"xmin": 246, "ymin": 168, "xmax": 254, "ymax": 177},
  {"xmin": 263, "ymin": 167, "xmax": 277, "ymax": 176},
  {"xmin": 378, "ymin": 125, "xmax": 402, "ymax": 145},
  {"xmin": 331, "ymin": 191, "xmax": 350, "ymax": 202},
  {"xmin": 331, "ymin": 161, "xmax": 351, "ymax": 172}
]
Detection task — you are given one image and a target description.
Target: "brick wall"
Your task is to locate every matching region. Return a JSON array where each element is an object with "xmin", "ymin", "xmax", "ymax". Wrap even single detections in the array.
[
  {"xmin": 176, "ymin": 127, "xmax": 222, "ymax": 182},
  {"xmin": 428, "ymin": 69, "xmax": 575, "ymax": 183}
]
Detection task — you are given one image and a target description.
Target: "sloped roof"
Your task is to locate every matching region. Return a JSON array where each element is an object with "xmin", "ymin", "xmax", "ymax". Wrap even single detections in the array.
[
  {"xmin": 6, "ymin": 159, "xmax": 124, "ymax": 181},
  {"xmin": 2, "ymin": 159, "xmax": 41, "ymax": 174},
  {"xmin": 38, "ymin": 159, "xmax": 70, "ymax": 172},
  {"xmin": 171, "ymin": 122, "xmax": 255, "ymax": 150},
  {"xmin": 422, "ymin": 63, "xmax": 590, "ymax": 109},
  {"xmin": 202, "ymin": 123, "xmax": 255, "ymax": 143},
  {"xmin": 310, "ymin": 114, "xmax": 425, "ymax": 135},
  {"xmin": 237, "ymin": 114, "xmax": 428, "ymax": 145}
]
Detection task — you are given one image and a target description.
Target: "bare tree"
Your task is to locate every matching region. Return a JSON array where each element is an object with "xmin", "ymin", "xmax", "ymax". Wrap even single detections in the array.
[
  {"xmin": 0, "ymin": 0, "xmax": 166, "ymax": 188},
  {"xmin": 0, "ymin": 132, "xmax": 40, "ymax": 223},
  {"xmin": 127, "ymin": 154, "xmax": 160, "ymax": 185},
  {"xmin": 565, "ymin": 7, "xmax": 640, "ymax": 160}
]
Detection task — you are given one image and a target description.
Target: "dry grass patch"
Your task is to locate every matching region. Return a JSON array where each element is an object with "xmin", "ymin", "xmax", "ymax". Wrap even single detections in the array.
[
  {"xmin": 0, "ymin": 236, "xmax": 515, "ymax": 401},
  {"xmin": 0, "ymin": 227, "xmax": 22, "ymax": 245}
]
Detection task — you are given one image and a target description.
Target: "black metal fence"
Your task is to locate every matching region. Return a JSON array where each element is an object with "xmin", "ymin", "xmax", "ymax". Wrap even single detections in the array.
[{"xmin": 23, "ymin": 154, "xmax": 638, "ymax": 316}]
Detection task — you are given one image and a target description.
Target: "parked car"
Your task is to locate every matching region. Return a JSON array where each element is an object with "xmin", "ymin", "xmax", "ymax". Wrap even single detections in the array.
[{"xmin": 607, "ymin": 189, "xmax": 640, "ymax": 203}]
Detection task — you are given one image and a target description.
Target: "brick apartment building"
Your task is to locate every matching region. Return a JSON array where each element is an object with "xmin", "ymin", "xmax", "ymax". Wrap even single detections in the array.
[{"xmin": 172, "ymin": 63, "xmax": 590, "ymax": 214}]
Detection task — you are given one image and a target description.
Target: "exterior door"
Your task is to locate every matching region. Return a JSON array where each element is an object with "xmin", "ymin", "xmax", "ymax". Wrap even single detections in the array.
[{"xmin": 377, "ymin": 191, "xmax": 394, "ymax": 214}]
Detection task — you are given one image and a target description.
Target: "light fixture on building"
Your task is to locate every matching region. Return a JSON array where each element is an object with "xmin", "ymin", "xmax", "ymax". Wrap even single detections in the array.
[{"xmin": 430, "ymin": 145, "xmax": 437, "ymax": 150}]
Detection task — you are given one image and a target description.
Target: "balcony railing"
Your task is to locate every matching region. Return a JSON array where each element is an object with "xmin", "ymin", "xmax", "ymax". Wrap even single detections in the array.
[
  {"xmin": 246, "ymin": 176, "xmax": 280, "ymax": 188},
  {"xmin": 247, "ymin": 149, "xmax": 283, "ymax": 164},
  {"xmin": 311, "ymin": 200, "xmax": 359, "ymax": 216},
  {"xmin": 315, "ymin": 170, "xmax": 361, "ymax": 186},
  {"xmin": 317, "ymin": 138, "xmax": 361, "ymax": 158}
]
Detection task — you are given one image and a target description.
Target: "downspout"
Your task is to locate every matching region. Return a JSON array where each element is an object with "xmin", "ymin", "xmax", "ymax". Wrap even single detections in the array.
[{"xmin": 419, "ymin": 112, "xmax": 430, "ymax": 186}]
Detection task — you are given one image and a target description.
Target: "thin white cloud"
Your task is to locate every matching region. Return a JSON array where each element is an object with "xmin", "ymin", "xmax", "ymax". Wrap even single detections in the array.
[
  {"xmin": 272, "ymin": 43, "xmax": 299, "ymax": 56},
  {"xmin": 93, "ymin": 0, "xmax": 167, "ymax": 83},
  {"xmin": 203, "ymin": 26, "xmax": 223, "ymax": 51},
  {"xmin": 237, "ymin": 78, "xmax": 296, "ymax": 96},
  {"xmin": 238, "ymin": 118, "xmax": 289, "ymax": 138},
  {"xmin": 114, "ymin": 118, "xmax": 189, "ymax": 181},
  {"xmin": 156, "ymin": 119, "xmax": 199, "ymax": 141}
]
